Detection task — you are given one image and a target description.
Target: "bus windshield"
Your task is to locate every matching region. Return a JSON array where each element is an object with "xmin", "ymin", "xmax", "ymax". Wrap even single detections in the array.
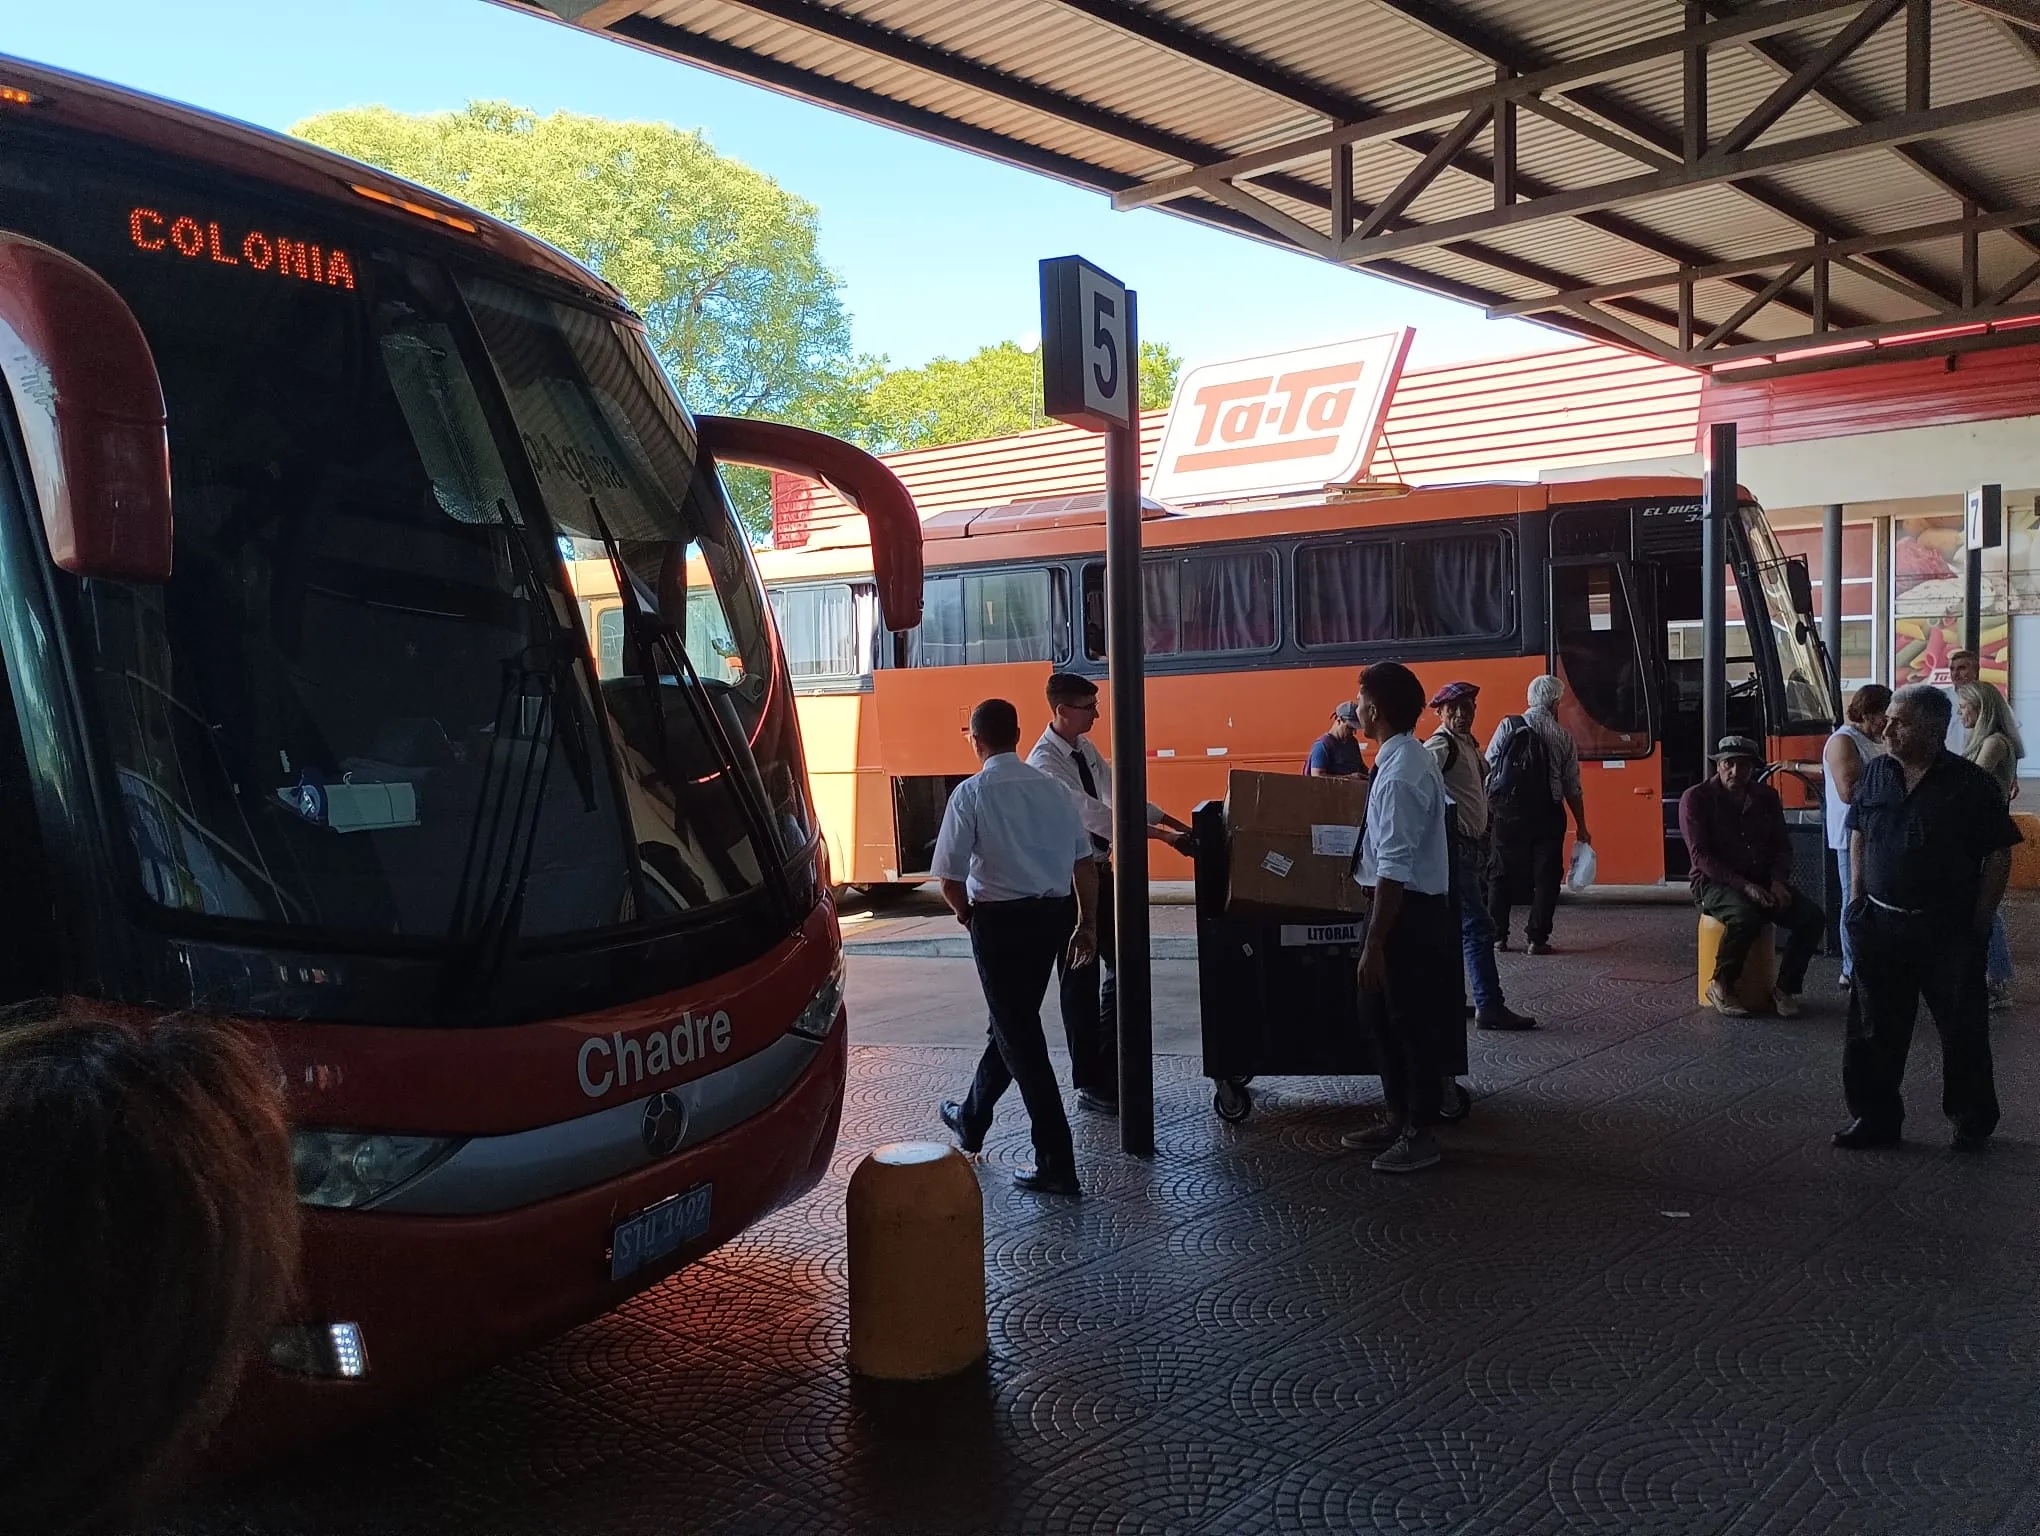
[
  {"xmin": 6, "ymin": 137, "xmax": 808, "ymax": 945},
  {"xmin": 1739, "ymin": 505, "xmax": 1837, "ymax": 730}
]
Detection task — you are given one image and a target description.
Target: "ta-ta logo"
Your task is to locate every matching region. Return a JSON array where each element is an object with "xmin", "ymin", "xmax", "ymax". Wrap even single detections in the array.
[{"xmin": 1148, "ymin": 331, "xmax": 1412, "ymax": 506}]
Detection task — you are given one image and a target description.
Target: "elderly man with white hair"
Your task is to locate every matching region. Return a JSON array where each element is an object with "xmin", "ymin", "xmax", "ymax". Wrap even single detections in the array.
[{"xmin": 1484, "ymin": 675, "xmax": 1591, "ymax": 955}]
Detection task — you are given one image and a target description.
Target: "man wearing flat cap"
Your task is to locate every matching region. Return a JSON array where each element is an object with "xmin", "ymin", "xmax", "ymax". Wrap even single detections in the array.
[
  {"xmin": 1678, "ymin": 735, "xmax": 1826, "ymax": 1017},
  {"xmin": 1426, "ymin": 682, "xmax": 1535, "ymax": 1031}
]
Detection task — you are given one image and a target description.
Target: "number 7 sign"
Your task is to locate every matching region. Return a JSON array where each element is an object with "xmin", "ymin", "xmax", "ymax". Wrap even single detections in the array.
[{"xmin": 1041, "ymin": 255, "xmax": 1133, "ymax": 432}]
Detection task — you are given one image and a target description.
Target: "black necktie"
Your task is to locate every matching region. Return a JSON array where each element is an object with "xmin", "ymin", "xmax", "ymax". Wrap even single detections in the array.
[{"xmin": 1072, "ymin": 750, "xmax": 1111, "ymax": 855}]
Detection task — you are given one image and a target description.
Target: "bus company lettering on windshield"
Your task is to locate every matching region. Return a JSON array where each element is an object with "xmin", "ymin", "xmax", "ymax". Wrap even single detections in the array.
[
  {"xmin": 127, "ymin": 207, "xmax": 357, "ymax": 290},
  {"xmin": 577, "ymin": 1010, "xmax": 733, "ymax": 1097}
]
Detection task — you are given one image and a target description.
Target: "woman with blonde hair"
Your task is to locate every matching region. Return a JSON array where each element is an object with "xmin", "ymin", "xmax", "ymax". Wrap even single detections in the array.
[
  {"xmin": 1958, "ymin": 680, "xmax": 2023, "ymax": 1010},
  {"xmin": 0, "ymin": 1008, "xmax": 300, "ymax": 1534}
]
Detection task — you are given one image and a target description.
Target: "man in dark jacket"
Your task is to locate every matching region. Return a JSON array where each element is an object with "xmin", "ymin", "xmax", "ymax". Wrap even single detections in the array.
[{"xmin": 1678, "ymin": 735, "xmax": 1825, "ymax": 1018}]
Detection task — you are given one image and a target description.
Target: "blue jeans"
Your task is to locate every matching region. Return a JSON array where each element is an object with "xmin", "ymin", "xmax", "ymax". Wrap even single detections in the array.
[
  {"xmin": 1987, "ymin": 909, "xmax": 2013, "ymax": 987},
  {"xmin": 1450, "ymin": 838, "xmax": 1504, "ymax": 1013}
]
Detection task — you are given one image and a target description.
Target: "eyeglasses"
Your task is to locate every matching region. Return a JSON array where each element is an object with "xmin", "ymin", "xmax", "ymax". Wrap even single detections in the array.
[{"xmin": 1063, "ymin": 700, "xmax": 1100, "ymax": 714}]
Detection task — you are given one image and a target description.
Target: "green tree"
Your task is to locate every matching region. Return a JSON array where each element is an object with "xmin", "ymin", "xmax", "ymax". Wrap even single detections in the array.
[
  {"xmin": 861, "ymin": 339, "xmax": 1182, "ymax": 453},
  {"xmin": 291, "ymin": 102, "xmax": 859, "ymax": 533}
]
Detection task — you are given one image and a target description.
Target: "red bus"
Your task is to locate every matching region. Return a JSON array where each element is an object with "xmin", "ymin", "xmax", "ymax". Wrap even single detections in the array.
[
  {"xmin": 0, "ymin": 56, "xmax": 919, "ymax": 1452},
  {"xmin": 741, "ymin": 477, "xmax": 1839, "ymax": 891}
]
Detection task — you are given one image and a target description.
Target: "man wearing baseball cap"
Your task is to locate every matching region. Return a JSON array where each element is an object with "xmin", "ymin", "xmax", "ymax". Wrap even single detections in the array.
[
  {"xmin": 1305, "ymin": 700, "xmax": 1369, "ymax": 779},
  {"xmin": 1678, "ymin": 735, "xmax": 1826, "ymax": 1017},
  {"xmin": 1426, "ymin": 683, "xmax": 1536, "ymax": 1031}
]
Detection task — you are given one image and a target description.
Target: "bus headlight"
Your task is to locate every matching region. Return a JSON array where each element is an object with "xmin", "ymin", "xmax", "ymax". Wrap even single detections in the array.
[
  {"xmin": 787, "ymin": 959, "xmax": 845, "ymax": 1042},
  {"xmin": 291, "ymin": 1131, "xmax": 463, "ymax": 1209}
]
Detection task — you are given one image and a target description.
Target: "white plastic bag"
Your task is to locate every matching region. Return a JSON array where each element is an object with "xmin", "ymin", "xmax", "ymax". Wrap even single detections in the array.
[{"xmin": 1567, "ymin": 841, "xmax": 1598, "ymax": 892}]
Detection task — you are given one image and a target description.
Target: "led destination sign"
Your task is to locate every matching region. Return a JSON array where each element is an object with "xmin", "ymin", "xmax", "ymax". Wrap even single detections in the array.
[{"xmin": 127, "ymin": 207, "xmax": 357, "ymax": 290}]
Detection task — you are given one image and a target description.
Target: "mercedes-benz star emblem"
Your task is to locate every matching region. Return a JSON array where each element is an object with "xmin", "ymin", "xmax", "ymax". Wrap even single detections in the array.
[{"xmin": 641, "ymin": 1090, "xmax": 687, "ymax": 1158}]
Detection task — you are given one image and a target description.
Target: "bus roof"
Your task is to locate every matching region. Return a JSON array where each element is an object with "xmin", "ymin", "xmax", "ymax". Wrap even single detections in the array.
[
  {"xmin": 756, "ymin": 473, "xmax": 1741, "ymax": 581},
  {"xmin": 0, "ymin": 53, "xmax": 624, "ymax": 306}
]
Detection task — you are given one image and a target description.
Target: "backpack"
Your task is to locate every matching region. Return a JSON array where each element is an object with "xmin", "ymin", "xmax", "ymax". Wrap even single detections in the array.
[{"xmin": 1486, "ymin": 715, "xmax": 1556, "ymax": 821}]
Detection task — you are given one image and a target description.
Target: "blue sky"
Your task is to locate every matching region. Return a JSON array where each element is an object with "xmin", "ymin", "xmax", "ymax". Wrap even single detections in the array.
[{"xmin": 7, "ymin": 0, "xmax": 1558, "ymax": 372}]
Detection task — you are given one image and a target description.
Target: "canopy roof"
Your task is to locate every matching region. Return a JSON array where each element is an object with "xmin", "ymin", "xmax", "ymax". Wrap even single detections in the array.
[{"xmin": 519, "ymin": 0, "xmax": 2040, "ymax": 378}]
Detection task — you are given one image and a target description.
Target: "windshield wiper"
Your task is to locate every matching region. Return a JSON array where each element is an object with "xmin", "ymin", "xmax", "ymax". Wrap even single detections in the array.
[
  {"xmin": 582, "ymin": 497, "xmax": 797, "ymax": 922},
  {"xmin": 438, "ymin": 502, "xmax": 602, "ymax": 1010}
]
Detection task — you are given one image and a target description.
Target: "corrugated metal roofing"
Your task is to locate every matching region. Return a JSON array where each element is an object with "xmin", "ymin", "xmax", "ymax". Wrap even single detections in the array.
[
  {"xmin": 769, "ymin": 338, "xmax": 1707, "ymax": 546},
  {"xmin": 524, "ymin": 0, "xmax": 2040, "ymax": 375}
]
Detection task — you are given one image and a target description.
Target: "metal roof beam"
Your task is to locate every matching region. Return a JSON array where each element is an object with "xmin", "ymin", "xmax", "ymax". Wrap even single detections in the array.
[
  {"xmin": 708, "ymin": 0, "xmax": 1218, "ymax": 167},
  {"xmin": 1698, "ymin": 0, "xmax": 2040, "ymax": 264},
  {"xmin": 1486, "ymin": 202, "xmax": 2040, "ymax": 312},
  {"xmin": 1695, "ymin": 294, "xmax": 2040, "ymax": 363},
  {"xmin": 1714, "ymin": 0, "xmax": 1905, "ymax": 155},
  {"xmin": 1331, "ymin": 88, "xmax": 2040, "ymax": 265},
  {"xmin": 1368, "ymin": 0, "xmax": 1942, "ymax": 316},
  {"xmin": 1114, "ymin": 0, "xmax": 1876, "ymax": 207},
  {"xmin": 1043, "ymin": 0, "xmax": 1354, "ymax": 122}
]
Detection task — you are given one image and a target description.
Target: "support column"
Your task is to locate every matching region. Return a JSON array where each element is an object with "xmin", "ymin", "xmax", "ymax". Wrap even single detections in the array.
[
  {"xmin": 1872, "ymin": 515, "xmax": 1893, "ymax": 685},
  {"xmin": 1823, "ymin": 503, "xmax": 1844, "ymax": 699},
  {"xmin": 1703, "ymin": 422, "xmax": 1736, "ymax": 753},
  {"xmin": 1103, "ymin": 294, "xmax": 1152, "ymax": 1159}
]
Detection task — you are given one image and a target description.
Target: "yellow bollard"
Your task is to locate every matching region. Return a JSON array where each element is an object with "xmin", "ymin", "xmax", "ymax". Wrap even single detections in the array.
[
  {"xmin": 2010, "ymin": 812, "xmax": 2040, "ymax": 891},
  {"xmin": 846, "ymin": 1141, "xmax": 986, "ymax": 1381},
  {"xmin": 1697, "ymin": 914, "xmax": 1777, "ymax": 1011}
]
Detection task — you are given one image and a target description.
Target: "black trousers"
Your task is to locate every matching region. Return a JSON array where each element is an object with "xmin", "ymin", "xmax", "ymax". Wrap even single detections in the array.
[
  {"xmin": 1363, "ymin": 890, "xmax": 1460, "ymax": 1130},
  {"xmin": 1055, "ymin": 861, "xmax": 1117, "ymax": 1099},
  {"xmin": 1842, "ymin": 902, "xmax": 1999, "ymax": 1139},
  {"xmin": 1487, "ymin": 812, "xmax": 1564, "ymax": 946},
  {"xmin": 959, "ymin": 895, "xmax": 1078, "ymax": 1176}
]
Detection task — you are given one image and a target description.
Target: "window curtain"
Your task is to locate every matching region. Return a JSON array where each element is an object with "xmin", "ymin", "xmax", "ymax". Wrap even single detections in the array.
[
  {"xmin": 1297, "ymin": 543, "xmax": 1396, "ymax": 646},
  {"xmin": 1405, "ymin": 536, "xmax": 1509, "ymax": 639}
]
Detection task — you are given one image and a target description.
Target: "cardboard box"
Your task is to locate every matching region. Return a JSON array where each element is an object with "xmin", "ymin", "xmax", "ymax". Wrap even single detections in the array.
[{"xmin": 1224, "ymin": 769, "xmax": 1369, "ymax": 917}]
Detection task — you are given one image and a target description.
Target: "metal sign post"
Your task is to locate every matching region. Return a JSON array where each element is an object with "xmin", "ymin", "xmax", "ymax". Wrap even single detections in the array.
[
  {"xmin": 1965, "ymin": 483, "xmax": 2002, "ymax": 658},
  {"xmin": 1041, "ymin": 254, "xmax": 1152, "ymax": 1157},
  {"xmin": 1702, "ymin": 422, "xmax": 1735, "ymax": 759}
]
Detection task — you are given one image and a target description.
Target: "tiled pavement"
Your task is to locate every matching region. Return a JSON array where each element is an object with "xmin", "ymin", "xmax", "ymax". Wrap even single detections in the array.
[{"xmin": 167, "ymin": 900, "xmax": 2040, "ymax": 1535}]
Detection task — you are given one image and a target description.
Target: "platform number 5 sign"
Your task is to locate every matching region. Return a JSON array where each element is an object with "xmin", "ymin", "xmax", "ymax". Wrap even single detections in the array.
[{"xmin": 1041, "ymin": 255, "xmax": 1134, "ymax": 432}]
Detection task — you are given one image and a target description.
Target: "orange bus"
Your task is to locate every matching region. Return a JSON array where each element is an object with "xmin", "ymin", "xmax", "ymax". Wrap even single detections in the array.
[
  {"xmin": 716, "ymin": 477, "xmax": 1837, "ymax": 891},
  {"xmin": 0, "ymin": 54, "xmax": 918, "ymax": 1456}
]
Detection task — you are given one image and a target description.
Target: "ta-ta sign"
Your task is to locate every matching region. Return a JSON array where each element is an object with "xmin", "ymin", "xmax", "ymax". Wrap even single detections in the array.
[{"xmin": 1041, "ymin": 256, "xmax": 1132, "ymax": 432}]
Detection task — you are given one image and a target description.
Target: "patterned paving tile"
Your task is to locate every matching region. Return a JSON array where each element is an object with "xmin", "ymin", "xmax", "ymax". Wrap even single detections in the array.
[{"xmin": 161, "ymin": 901, "xmax": 2040, "ymax": 1535}]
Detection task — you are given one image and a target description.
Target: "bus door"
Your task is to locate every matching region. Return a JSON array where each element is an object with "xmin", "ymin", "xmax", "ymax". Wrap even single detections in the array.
[{"xmin": 1547, "ymin": 556, "xmax": 1664, "ymax": 885}]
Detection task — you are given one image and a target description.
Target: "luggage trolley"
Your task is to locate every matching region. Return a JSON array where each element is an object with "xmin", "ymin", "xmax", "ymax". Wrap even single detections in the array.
[{"xmin": 1190, "ymin": 801, "xmax": 1472, "ymax": 1125}]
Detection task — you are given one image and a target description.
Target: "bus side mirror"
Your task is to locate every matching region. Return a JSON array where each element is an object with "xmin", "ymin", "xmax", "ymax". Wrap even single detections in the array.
[
  {"xmin": 1785, "ymin": 555, "xmax": 1815, "ymax": 619},
  {"xmin": 0, "ymin": 234, "xmax": 172, "ymax": 583},
  {"xmin": 695, "ymin": 415, "xmax": 923, "ymax": 631}
]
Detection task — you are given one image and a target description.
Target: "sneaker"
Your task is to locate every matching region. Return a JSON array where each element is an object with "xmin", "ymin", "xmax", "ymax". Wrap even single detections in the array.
[
  {"xmin": 1526, "ymin": 940, "xmax": 1553, "ymax": 956},
  {"xmin": 1837, "ymin": 973, "xmax": 1854, "ymax": 992},
  {"xmin": 1988, "ymin": 982, "xmax": 2014, "ymax": 1013},
  {"xmin": 938, "ymin": 1100, "xmax": 984, "ymax": 1155},
  {"xmin": 1475, "ymin": 1005, "xmax": 1538, "ymax": 1032},
  {"xmin": 1076, "ymin": 1088, "xmax": 1120, "ymax": 1116},
  {"xmin": 1371, "ymin": 1129, "xmax": 1442, "ymax": 1174},
  {"xmin": 1339, "ymin": 1120, "xmax": 1404, "ymax": 1151},
  {"xmin": 1705, "ymin": 981, "xmax": 1750, "ymax": 1018},
  {"xmin": 1012, "ymin": 1164, "xmax": 1081, "ymax": 1196},
  {"xmin": 1832, "ymin": 1118, "xmax": 1901, "ymax": 1150},
  {"xmin": 1953, "ymin": 1127, "xmax": 1993, "ymax": 1154},
  {"xmin": 1773, "ymin": 990, "xmax": 1803, "ymax": 1019},
  {"xmin": 1495, "ymin": 937, "xmax": 1511, "ymax": 953}
]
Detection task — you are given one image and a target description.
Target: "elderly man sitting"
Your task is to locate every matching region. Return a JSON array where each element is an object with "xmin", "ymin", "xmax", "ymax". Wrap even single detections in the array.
[{"xmin": 1679, "ymin": 735, "xmax": 1826, "ymax": 1017}]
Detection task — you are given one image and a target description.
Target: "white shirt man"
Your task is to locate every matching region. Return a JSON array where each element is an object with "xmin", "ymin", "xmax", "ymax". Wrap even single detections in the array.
[
  {"xmin": 930, "ymin": 754, "xmax": 1095, "ymax": 904},
  {"xmin": 1357, "ymin": 732, "xmax": 1451, "ymax": 897},
  {"xmin": 1026, "ymin": 727, "xmax": 1171, "ymax": 854},
  {"xmin": 931, "ymin": 699, "xmax": 1098, "ymax": 1197}
]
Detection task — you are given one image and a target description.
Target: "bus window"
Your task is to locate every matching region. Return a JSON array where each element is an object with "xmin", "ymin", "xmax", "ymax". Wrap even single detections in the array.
[
  {"xmin": 1083, "ymin": 551, "xmax": 1278, "ymax": 659},
  {"xmin": 1402, "ymin": 532, "xmax": 1512, "ymax": 640},
  {"xmin": 1551, "ymin": 560, "xmax": 1652, "ymax": 757},
  {"xmin": 767, "ymin": 583, "xmax": 867, "ymax": 680},
  {"xmin": 1295, "ymin": 543, "xmax": 1396, "ymax": 647},
  {"xmin": 909, "ymin": 569, "xmax": 1064, "ymax": 666},
  {"xmin": 1145, "ymin": 550, "xmax": 1278, "ymax": 656}
]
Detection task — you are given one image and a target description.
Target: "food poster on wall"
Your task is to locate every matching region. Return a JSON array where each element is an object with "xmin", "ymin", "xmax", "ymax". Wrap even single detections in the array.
[{"xmin": 1891, "ymin": 514, "xmax": 2009, "ymax": 688}]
